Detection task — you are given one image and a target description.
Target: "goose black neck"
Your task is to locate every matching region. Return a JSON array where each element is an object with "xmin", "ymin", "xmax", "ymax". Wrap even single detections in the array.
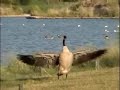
[
  {"xmin": 63, "ymin": 39, "xmax": 66, "ymax": 46},
  {"xmin": 63, "ymin": 36, "xmax": 66, "ymax": 46}
]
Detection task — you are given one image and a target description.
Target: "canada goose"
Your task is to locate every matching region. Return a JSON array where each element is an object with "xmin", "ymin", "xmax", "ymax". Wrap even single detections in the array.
[
  {"xmin": 17, "ymin": 35, "xmax": 107, "ymax": 79},
  {"xmin": 45, "ymin": 35, "xmax": 54, "ymax": 39},
  {"xmin": 57, "ymin": 36, "xmax": 73, "ymax": 79},
  {"xmin": 105, "ymin": 35, "xmax": 109, "ymax": 40}
]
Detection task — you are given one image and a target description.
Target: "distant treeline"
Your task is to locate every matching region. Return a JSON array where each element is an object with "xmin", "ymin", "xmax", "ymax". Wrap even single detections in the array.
[{"xmin": 0, "ymin": 0, "xmax": 119, "ymax": 17}]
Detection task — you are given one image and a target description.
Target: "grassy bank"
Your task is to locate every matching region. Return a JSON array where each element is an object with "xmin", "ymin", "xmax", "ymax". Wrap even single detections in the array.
[
  {"xmin": 1, "ymin": 67, "xmax": 119, "ymax": 90},
  {"xmin": 0, "ymin": 0, "xmax": 119, "ymax": 17}
]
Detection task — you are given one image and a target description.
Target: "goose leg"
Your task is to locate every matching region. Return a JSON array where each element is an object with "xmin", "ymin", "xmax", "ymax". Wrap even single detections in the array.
[
  {"xmin": 57, "ymin": 73, "xmax": 60, "ymax": 79},
  {"xmin": 57, "ymin": 73, "xmax": 63, "ymax": 79}
]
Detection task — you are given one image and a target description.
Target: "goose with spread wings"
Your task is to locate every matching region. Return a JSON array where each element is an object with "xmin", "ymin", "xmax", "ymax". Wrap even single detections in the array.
[{"xmin": 17, "ymin": 35, "xmax": 107, "ymax": 79}]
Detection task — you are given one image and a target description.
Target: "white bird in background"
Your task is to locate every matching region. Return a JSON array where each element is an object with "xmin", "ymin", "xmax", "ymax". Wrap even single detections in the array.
[
  {"xmin": 43, "ymin": 23, "xmax": 45, "ymax": 26},
  {"xmin": 78, "ymin": 25, "xmax": 81, "ymax": 27},
  {"xmin": 45, "ymin": 35, "xmax": 54, "ymax": 40},
  {"xmin": 57, "ymin": 34, "xmax": 63, "ymax": 38},
  {"xmin": 22, "ymin": 24, "xmax": 25, "ymax": 26},
  {"xmin": 114, "ymin": 30, "xmax": 117, "ymax": 32},
  {"xmin": 105, "ymin": 25, "xmax": 108, "ymax": 27},
  {"xmin": 104, "ymin": 29, "xmax": 109, "ymax": 32},
  {"xmin": 114, "ymin": 30, "xmax": 119, "ymax": 32},
  {"xmin": 117, "ymin": 25, "xmax": 119, "ymax": 27}
]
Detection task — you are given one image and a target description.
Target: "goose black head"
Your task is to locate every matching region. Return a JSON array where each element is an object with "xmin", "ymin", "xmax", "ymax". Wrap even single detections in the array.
[{"xmin": 63, "ymin": 35, "xmax": 67, "ymax": 39}]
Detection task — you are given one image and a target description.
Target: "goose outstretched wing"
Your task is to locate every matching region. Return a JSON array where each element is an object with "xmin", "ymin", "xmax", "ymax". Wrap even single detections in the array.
[
  {"xmin": 73, "ymin": 49, "xmax": 107, "ymax": 65},
  {"xmin": 17, "ymin": 53, "xmax": 59, "ymax": 68},
  {"xmin": 17, "ymin": 49, "xmax": 107, "ymax": 67}
]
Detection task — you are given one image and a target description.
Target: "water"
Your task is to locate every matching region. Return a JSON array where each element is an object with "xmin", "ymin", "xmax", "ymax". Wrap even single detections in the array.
[{"xmin": 0, "ymin": 17, "xmax": 119, "ymax": 65}]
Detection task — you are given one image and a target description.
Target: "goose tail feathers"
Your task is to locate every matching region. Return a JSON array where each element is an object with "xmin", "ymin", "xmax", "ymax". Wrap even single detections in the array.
[{"xmin": 17, "ymin": 54, "xmax": 35, "ymax": 65}]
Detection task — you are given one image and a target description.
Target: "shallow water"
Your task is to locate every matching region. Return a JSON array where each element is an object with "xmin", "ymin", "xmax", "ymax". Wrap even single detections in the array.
[{"xmin": 0, "ymin": 17, "xmax": 119, "ymax": 65}]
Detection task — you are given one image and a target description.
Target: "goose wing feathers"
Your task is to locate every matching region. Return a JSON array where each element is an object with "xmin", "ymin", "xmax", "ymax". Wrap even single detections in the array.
[
  {"xmin": 17, "ymin": 49, "xmax": 107, "ymax": 67},
  {"xmin": 73, "ymin": 49, "xmax": 107, "ymax": 65},
  {"xmin": 17, "ymin": 53, "xmax": 59, "ymax": 67}
]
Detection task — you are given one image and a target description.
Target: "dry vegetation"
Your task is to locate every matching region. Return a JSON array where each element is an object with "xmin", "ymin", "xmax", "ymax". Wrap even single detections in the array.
[
  {"xmin": 0, "ymin": 0, "xmax": 119, "ymax": 17},
  {"xmin": 1, "ymin": 67, "xmax": 119, "ymax": 90}
]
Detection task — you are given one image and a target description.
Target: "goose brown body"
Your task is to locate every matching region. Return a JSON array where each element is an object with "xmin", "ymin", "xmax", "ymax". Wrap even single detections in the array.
[
  {"xmin": 57, "ymin": 36, "xmax": 74, "ymax": 79},
  {"xmin": 58, "ymin": 46, "xmax": 73, "ymax": 75}
]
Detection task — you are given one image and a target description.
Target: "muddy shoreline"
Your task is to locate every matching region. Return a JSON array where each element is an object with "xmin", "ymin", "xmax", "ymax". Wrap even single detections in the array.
[{"xmin": 0, "ymin": 15, "xmax": 119, "ymax": 19}]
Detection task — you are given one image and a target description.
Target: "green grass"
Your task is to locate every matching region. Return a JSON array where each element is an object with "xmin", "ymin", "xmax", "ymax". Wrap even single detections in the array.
[{"xmin": 1, "ymin": 67, "xmax": 119, "ymax": 90}]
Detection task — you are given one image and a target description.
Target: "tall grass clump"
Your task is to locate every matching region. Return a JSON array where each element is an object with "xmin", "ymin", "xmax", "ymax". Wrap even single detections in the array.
[
  {"xmin": 1, "ymin": 55, "xmax": 44, "ymax": 81},
  {"xmin": 0, "ymin": 55, "xmax": 57, "ymax": 82},
  {"xmin": 99, "ymin": 40, "xmax": 119, "ymax": 67}
]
